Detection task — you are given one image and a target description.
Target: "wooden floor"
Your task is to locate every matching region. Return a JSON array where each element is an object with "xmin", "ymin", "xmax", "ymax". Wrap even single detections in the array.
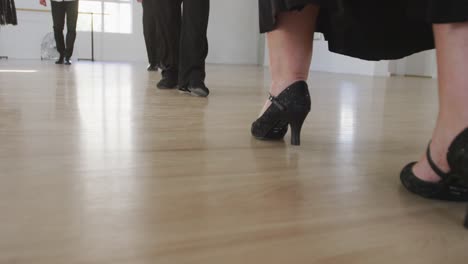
[{"xmin": 0, "ymin": 60, "xmax": 467, "ymax": 263}]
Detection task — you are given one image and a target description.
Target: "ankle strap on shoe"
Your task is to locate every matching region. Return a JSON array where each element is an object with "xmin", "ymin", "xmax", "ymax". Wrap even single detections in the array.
[
  {"xmin": 268, "ymin": 94, "xmax": 285, "ymax": 111},
  {"xmin": 426, "ymin": 142, "xmax": 450, "ymax": 180}
]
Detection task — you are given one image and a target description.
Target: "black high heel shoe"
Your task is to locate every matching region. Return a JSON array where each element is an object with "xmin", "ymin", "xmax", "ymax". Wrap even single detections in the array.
[
  {"xmin": 400, "ymin": 128, "xmax": 468, "ymax": 228},
  {"xmin": 251, "ymin": 81, "xmax": 311, "ymax": 146}
]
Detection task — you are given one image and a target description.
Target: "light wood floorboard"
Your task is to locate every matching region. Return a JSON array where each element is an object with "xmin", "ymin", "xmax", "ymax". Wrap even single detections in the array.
[{"xmin": 0, "ymin": 60, "xmax": 466, "ymax": 264}]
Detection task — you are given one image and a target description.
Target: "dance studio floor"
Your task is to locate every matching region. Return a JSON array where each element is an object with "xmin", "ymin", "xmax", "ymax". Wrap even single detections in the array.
[{"xmin": 0, "ymin": 60, "xmax": 467, "ymax": 263}]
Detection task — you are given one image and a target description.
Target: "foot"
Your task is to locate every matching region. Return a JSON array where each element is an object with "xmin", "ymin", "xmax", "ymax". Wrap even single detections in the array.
[
  {"xmin": 400, "ymin": 125, "xmax": 468, "ymax": 202},
  {"xmin": 55, "ymin": 57, "xmax": 64, "ymax": 64},
  {"xmin": 412, "ymin": 151, "xmax": 447, "ymax": 183},
  {"xmin": 251, "ymin": 81, "xmax": 311, "ymax": 145},
  {"xmin": 64, "ymin": 58, "xmax": 72, "ymax": 65},
  {"xmin": 157, "ymin": 76, "xmax": 178, "ymax": 89},
  {"xmin": 147, "ymin": 64, "xmax": 158, "ymax": 72},
  {"xmin": 187, "ymin": 81, "xmax": 210, "ymax": 97},
  {"xmin": 178, "ymin": 86, "xmax": 190, "ymax": 94},
  {"xmin": 412, "ymin": 119, "xmax": 467, "ymax": 183},
  {"xmin": 259, "ymin": 80, "xmax": 305, "ymax": 117}
]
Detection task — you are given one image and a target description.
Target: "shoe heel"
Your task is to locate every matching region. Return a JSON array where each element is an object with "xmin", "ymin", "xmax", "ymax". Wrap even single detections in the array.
[{"xmin": 289, "ymin": 111, "xmax": 309, "ymax": 146}]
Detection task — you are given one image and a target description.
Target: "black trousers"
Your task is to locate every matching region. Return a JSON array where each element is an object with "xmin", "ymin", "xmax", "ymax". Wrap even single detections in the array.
[
  {"xmin": 0, "ymin": 0, "xmax": 18, "ymax": 25},
  {"xmin": 154, "ymin": 0, "xmax": 210, "ymax": 87},
  {"xmin": 51, "ymin": 0, "xmax": 79, "ymax": 59},
  {"xmin": 142, "ymin": 0, "xmax": 159, "ymax": 66}
]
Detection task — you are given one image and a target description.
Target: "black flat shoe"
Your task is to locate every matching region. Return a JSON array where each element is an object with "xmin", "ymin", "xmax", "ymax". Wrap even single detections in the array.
[
  {"xmin": 251, "ymin": 81, "xmax": 311, "ymax": 146},
  {"xmin": 55, "ymin": 57, "xmax": 64, "ymax": 64},
  {"xmin": 157, "ymin": 76, "xmax": 178, "ymax": 89},
  {"xmin": 178, "ymin": 86, "xmax": 190, "ymax": 94},
  {"xmin": 147, "ymin": 64, "xmax": 158, "ymax": 72},
  {"xmin": 187, "ymin": 81, "xmax": 209, "ymax": 97},
  {"xmin": 64, "ymin": 58, "xmax": 72, "ymax": 65},
  {"xmin": 400, "ymin": 127, "xmax": 468, "ymax": 228}
]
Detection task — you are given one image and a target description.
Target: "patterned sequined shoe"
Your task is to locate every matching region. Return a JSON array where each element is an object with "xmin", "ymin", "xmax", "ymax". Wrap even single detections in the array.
[{"xmin": 251, "ymin": 81, "xmax": 311, "ymax": 146}]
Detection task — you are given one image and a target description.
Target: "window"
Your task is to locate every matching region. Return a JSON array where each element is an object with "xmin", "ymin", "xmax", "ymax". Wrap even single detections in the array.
[{"xmin": 77, "ymin": 0, "xmax": 132, "ymax": 34}]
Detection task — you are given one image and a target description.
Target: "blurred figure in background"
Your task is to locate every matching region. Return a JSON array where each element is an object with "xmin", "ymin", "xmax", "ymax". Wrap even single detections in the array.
[
  {"xmin": 138, "ymin": 0, "xmax": 159, "ymax": 72},
  {"xmin": 153, "ymin": 0, "xmax": 210, "ymax": 97},
  {"xmin": 40, "ymin": 0, "xmax": 79, "ymax": 65}
]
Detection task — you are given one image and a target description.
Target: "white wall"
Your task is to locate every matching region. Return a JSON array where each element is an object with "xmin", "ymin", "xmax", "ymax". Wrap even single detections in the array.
[
  {"xmin": 263, "ymin": 37, "xmax": 391, "ymax": 77},
  {"xmin": 389, "ymin": 50, "xmax": 437, "ymax": 78},
  {"xmin": 0, "ymin": 0, "xmax": 261, "ymax": 65},
  {"xmin": 207, "ymin": 0, "xmax": 260, "ymax": 65},
  {"xmin": 311, "ymin": 40, "xmax": 390, "ymax": 76}
]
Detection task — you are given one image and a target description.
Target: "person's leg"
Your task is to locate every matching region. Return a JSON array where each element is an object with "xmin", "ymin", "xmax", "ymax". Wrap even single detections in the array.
[
  {"xmin": 154, "ymin": 0, "xmax": 181, "ymax": 88},
  {"xmin": 150, "ymin": 1, "xmax": 160, "ymax": 69},
  {"xmin": 142, "ymin": 0, "xmax": 155, "ymax": 67},
  {"xmin": 178, "ymin": 0, "xmax": 210, "ymax": 89},
  {"xmin": 260, "ymin": 5, "xmax": 319, "ymax": 114},
  {"xmin": 412, "ymin": 22, "xmax": 468, "ymax": 182},
  {"xmin": 51, "ymin": 1, "xmax": 66, "ymax": 60},
  {"xmin": 251, "ymin": 4, "xmax": 319, "ymax": 144},
  {"xmin": 64, "ymin": 0, "xmax": 79, "ymax": 60}
]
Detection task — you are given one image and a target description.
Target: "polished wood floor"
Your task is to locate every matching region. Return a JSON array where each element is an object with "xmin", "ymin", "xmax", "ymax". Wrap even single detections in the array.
[{"xmin": 0, "ymin": 60, "xmax": 467, "ymax": 264}]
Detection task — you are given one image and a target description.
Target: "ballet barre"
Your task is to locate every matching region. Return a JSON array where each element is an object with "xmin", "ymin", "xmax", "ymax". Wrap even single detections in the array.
[{"xmin": 16, "ymin": 8, "xmax": 106, "ymax": 16}]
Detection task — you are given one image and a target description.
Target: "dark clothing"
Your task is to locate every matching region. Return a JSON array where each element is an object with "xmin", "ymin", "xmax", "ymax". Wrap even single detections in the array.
[
  {"xmin": 259, "ymin": 0, "xmax": 468, "ymax": 61},
  {"xmin": 142, "ymin": 0, "xmax": 159, "ymax": 66},
  {"xmin": 154, "ymin": 0, "xmax": 210, "ymax": 87},
  {"xmin": 0, "ymin": 0, "xmax": 17, "ymax": 25},
  {"xmin": 51, "ymin": 0, "xmax": 79, "ymax": 59}
]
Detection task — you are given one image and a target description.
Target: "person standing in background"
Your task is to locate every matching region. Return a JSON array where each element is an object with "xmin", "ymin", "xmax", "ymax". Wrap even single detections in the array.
[
  {"xmin": 0, "ymin": 0, "xmax": 18, "ymax": 25},
  {"xmin": 138, "ymin": 0, "xmax": 159, "ymax": 72},
  {"xmin": 39, "ymin": 0, "xmax": 79, "ymax": 65},
  {"xmin": 154, "ymin": 0, "xmax": 210, "ymax": 97}
]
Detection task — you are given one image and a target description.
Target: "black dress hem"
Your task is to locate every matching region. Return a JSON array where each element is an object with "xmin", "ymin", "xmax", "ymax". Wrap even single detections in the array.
[{"xmin": 259, "ymin": 0, "xmax": 468, "ymax": 61}]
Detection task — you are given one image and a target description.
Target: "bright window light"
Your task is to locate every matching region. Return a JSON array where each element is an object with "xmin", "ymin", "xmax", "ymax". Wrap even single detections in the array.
[{"xmin": 78, "ymin": 0, "xmax": 132, "ymax": 34}]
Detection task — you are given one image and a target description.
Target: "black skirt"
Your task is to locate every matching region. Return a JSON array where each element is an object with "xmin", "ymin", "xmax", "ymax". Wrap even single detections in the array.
[
  {"xmin": 0, "ymin": 0, "xmax": 17, "ymax": 25},
  {"xmin": 259, "ymin": 0, "xmax": 468, "ymax": 60}
]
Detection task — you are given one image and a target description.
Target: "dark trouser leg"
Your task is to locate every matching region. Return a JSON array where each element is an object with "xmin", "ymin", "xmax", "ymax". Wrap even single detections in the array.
[
  {"xmin": 154, "ymin": 0, "xmax": 181, "ymax": 78},
  {"xmin": 64, "ymin": 0, "xmax": 79, "ymax": 59},
  {"xmin": 142, "ymin": 0, "xmax": 156, "ymax": 65},
  {"xmin": 51, "ymin": 1, "xmax": 66, "ymax": 57},
  {"xmin": 179, "ymin": 0, "xmax": 210, "ymax": 87},
  {"xmin": 150, "ymin": 3, "xmax": 160, "ymax": 66}
]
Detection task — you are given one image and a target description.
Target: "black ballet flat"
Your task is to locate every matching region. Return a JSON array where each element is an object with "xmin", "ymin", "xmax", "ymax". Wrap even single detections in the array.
[
  {"xmin": 147, "ymin": 64, "xmax": 158, "ymax": 72},
  {"xmin": 157, "ymin": 76, "xmax": 178, "ymax": 90},
  {"xmin": 251, "ymin": 81, "xmax": 311, "ymax": 146},
  {"xmin": 400, "ymin": 128, "xmax": 468, "ymax": 228},
  {"xmin": 55, "ymin": 56, "xmax": 64, "ymax": 65}
]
